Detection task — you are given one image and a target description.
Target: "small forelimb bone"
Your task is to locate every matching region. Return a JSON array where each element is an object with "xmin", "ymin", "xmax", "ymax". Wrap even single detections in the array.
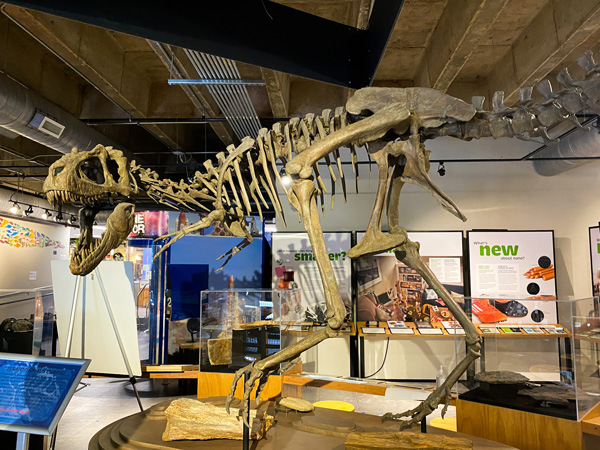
[{"xmin": 153, "ymin": 209, "xmax": 225, "ymax": 261}]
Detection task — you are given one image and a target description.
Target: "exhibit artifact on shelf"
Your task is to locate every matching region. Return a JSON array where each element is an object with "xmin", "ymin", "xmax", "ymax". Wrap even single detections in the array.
[{"xmin": 44, "ymin": 51, "xmax": 600, "ymax": 429}]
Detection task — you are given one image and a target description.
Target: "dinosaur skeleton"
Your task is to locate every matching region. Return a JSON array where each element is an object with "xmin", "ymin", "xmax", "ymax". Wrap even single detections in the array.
[{"xmin": 43, "ymin": 51, "xmax": 600, "ymax": 429}]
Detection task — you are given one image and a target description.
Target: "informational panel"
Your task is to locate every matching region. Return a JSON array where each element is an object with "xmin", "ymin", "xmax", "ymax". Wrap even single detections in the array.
[
  {"xmin": 271, "ymin": 232, "xmax": 352, "ymax": 321},
  {"xmin": 51, "ymin": 260, "xmax": 142, "ymax": 376},
  {"xmin": 355, "ymin": 231, "xmax": 464, "ymax": 323},
  {"xmin": 467, "ymin": 230, "xmax": 557, "ymax": 324},
  {"xmin": 0, "ymin": 353, "xmax": 89, "ymax": 435},
  {"xmin": 590, "ymin": 226, "xmax": 600, "ymax": 298}
]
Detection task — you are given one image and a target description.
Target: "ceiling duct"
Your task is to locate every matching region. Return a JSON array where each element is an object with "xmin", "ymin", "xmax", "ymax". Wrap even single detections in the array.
[
  {"xmin": 184, "ymin": 50, "xmax": 262, "ymax": 141},
  {"xmin": 532, "ymin": 122, "xmax": 600, "ymax": 176},
  {"xmin": 0, "ymin": 71, "xmax": 127, "ymax": 157}
]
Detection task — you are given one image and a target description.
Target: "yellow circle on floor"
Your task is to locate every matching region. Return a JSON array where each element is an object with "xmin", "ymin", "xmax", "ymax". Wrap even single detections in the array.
[
  {"xmin": 430, "ymin": 416, "xmax": 457, "ymax": 431},
  {"xmin": 312, "ymin": 400, "xmax": 355, "ymax": 412}
]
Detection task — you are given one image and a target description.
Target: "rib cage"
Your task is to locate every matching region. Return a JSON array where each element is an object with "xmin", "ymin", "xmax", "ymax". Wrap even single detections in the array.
[{"xmin": 131, "ymin": 106, "xmax": 357, "ymax": 225}]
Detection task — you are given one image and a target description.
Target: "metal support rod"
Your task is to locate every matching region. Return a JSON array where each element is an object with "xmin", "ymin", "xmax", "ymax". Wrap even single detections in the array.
[
  {"xmin": 15, "ymin": 432, "xmax": 29, "ymax": 450},
  {"xmin": 242, "ymin": 371, "xmax": 250, "ymax": 450},
  {"xmin": 65, "ymin": 276, "xmax": 82, "ymax": 358},
  {"xmin": 94, "ymin": 269, "xmax": 144, "ymax": 412},
  {"xmin": 168, "ymin": 79, "xmax": 265, "ymax": 86}
]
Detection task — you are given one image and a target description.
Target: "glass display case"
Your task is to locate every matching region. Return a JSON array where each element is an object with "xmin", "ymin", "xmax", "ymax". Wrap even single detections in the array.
[
  {"xmin": 199, "ymin": 289, "xmax": 293, "ymax": 372},
  {"xmin": 0, "ymin": 287, "xmax": 56, "ymax": 356},
  {"xmin": 457, "ymin": 296, "xmax": 600, "ymax": 421}
]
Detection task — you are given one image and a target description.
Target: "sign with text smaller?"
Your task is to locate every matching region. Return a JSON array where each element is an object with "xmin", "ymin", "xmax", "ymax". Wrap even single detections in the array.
[{"xmin": 0, "ymin": 353, "xmax": 89, "ymax": 435}]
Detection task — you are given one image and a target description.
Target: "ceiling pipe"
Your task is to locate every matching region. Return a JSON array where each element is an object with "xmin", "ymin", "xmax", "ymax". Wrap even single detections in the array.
[
  {"xmin": 0, "ymin": 71, "xmax": 131, "ymax": 158},
  {"xmin": 532, "ymin": 121, "xmax": 600, "ymax": 176}
]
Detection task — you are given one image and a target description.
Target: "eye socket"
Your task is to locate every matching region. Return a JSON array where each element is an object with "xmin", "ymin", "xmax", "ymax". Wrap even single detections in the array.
[
  {"xmin": 79, "ymin": 157, "xmax": 105, "ymax": 184},
  {"xmin": 107, "ymin": 158, "xmax": 121, "ymax": 182},
  {"xmin": 53, "ymin": 166, "xmax": 64, "ymax": 176}
]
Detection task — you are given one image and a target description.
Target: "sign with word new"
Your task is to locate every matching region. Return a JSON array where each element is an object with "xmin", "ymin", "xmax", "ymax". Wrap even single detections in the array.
[{"xmin": 467, "ymin": 230, "xmax": 557, "ymax": 325}]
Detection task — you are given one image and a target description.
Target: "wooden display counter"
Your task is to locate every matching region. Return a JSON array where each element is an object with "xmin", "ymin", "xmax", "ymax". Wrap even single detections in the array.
[{"xmin": 457, "ymin": 398, "xmax": 600, "ymax": 450}]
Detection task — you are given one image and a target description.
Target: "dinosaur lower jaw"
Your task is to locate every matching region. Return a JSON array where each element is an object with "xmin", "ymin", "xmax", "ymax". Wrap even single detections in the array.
[
  {"xmin": 70, "ymin": 227, "xmax": 121, "ymax": 276},
  {"xmin": 69, "ymin": 202, "xmax": 135, "ymax": 276},
  {"xmin": 45, "ymin": 190, "xmax": 135, "ymax": 276}
]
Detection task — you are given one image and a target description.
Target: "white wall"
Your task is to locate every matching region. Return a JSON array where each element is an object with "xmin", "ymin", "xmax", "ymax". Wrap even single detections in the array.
[
  {"xmin": 277, "ymin": 155, "xmax": 600, "ymax": 300},
  {"xmin": 0, "ymin": 215, "xmax": 69, "ymax": 289}
]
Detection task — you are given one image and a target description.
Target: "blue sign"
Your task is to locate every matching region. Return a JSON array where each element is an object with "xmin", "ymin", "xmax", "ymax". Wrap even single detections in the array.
[{"xmin": 0, "ymin": 353, "xmax": 89, "ymax": 435}]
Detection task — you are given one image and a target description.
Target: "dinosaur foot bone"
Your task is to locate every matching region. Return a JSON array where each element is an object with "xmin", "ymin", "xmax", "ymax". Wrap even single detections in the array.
[
  {"xmin": 382, "ymin": 385, "xmax": 452, "ymax": 430},
  {"xmin": 225, "ymin": 360, "xmax": 282, "ymax": 428}
]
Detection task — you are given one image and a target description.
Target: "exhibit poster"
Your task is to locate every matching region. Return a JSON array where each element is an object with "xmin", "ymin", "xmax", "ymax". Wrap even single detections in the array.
[
  {"xmin": 589, "ymin": 226, "xmax": 600, "ymax": 298},
  {"xmin": 271, "ymin": 232, "xmax": 352, "ymax": 322},
  {"xmin": 355, "ymin": 231, "xmax": 465, "ymax": 323},
  {"xmin": 467, "ymin": 230, "xmax": 557, "ymax": 324}
]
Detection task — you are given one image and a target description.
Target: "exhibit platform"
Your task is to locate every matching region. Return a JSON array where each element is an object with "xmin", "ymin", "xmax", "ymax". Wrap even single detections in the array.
[
  {"xmin": 89, "ymin": 397, "xmax": 517, "ymax": 450},
  {"xmin": 457, "ymin": 399, "xmax": 600, "ymax": 450}
]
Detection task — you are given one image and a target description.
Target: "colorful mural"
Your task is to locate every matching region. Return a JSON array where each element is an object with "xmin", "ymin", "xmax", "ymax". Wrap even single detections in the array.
[{"xmin": 0, "ymin": 217, "xmax": 65, "ymax": 249}]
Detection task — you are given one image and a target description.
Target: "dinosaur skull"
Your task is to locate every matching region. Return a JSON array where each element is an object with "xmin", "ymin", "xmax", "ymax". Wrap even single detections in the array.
[{"xmin": 43, "ymin": 145, "xmax": 136, "ymax": 276}]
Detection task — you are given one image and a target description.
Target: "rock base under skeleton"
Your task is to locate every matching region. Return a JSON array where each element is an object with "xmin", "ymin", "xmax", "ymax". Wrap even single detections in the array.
[
  {"xmin": 163, "ymin": 398, "xmax": 273, "ymax": 441},
  {"xmin": 88, "ymin": 397, "xmax": 518, "ymax": 450}
]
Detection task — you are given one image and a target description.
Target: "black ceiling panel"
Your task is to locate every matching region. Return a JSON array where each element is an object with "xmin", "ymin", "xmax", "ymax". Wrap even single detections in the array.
[{"xmin": 3, "ymin": 0, "xmax": 404, "ymax": 88}]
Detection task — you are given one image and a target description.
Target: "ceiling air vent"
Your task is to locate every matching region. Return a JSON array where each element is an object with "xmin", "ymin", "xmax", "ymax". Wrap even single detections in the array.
[{"xmin": 28, "ymin": 110, "xmax": 65, "ymax": 139}]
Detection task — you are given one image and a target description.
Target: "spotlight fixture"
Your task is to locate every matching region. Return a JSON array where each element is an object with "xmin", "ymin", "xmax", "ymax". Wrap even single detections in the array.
[
  {"xmin": 56, "ymin": 211, "xmax": 63, "ymax": 221},
  {"xmin": 24, "ymin": 205, "xmax": 34, "ymax": 216},
  {"xmin": 70, "ymin": 214, "xmax": 77, "ymax": 224},
  {"xmin": 10, "ymin": 202, "xmax": 20, "ymax": 214},
  {"xmin": 42, "ymin": 209, "xmax": 52, "ymax": 220},
  {"xmin": 279, "ymin": 168, "xmax": 292, "ymax": 187},
  {"xmin": 437, "ymin": 162, "xmax": 446, "ymax": 177}
]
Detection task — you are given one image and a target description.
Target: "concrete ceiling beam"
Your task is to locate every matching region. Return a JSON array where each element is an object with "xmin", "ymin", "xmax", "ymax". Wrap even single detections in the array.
[
  {"xmin": 260, "ymin": 69, "xmax": 291, "ymax": 118},
  {"xmin": 416, "ymin": 0, "xmax": 509, "ymax": 92},
  {"xmin": 488, "ymin": 0, "xmax": 600, "ymax": 105}
]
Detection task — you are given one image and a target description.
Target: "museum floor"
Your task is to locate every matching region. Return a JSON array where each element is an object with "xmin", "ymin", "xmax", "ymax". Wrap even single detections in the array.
[{"xmin": 55, "ymin": 378, "xmax": 455, "ymax": 449}]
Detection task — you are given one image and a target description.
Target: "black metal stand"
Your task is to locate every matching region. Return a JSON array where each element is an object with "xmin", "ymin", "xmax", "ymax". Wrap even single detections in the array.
[
  {"xmin": 421, "ymin": 419, "xmax": 427, "ymax": 433},
  {"xmin": 242, "ymin": 372, "xmax": 250, "ymax": 450}
]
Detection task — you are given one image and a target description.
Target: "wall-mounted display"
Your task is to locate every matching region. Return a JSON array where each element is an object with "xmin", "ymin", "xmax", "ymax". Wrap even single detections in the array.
[
  {"xmin": 467, "ymin": 230, "xmax": 557, "ymax": 324},
  {"xmin": 0, "ymin": 216, "xmax": 64, "ymax": 249},
  {"xmin": 589, "ymin": 226, "xmax": 600, "ymax": 298},
  {"xmin": 355, "ymin": 231, "xmax": 464, "ymax": 324},
  {"xmin": 271, "ymin": 232, "xmax": 352, "ymax": 322}
]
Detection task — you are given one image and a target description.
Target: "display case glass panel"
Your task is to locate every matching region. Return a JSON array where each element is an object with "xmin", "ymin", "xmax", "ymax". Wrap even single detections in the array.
[
  {"xmin": 458, "ymin": 296, "xmax": 600, "ymax": 421},
  {"xmin": 0, "ymin": 287, "xmax": 55, "ymax": 356},
  {"xmin": 199, "ymin": 289, "xmax": 291, "ymax": 372}
]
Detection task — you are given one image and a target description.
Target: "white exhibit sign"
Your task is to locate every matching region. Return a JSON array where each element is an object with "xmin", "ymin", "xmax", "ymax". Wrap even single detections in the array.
[
  {"xmin": 590, "ymin": 226, "xmax": 600, "ymax": 298},
  {"xmin": 51, "ymin": 260, "xmax": 142, "ymax": 376},
  {"xmin": 271, "ymin": 232, "xmax": 352, "ymax": 321},
  {"xmin": 355, "ymin": 231, "xmax": 464, "ymax": 323},
  {"xmin": 467, "ymin": 230, "xmax": 557, "ymax": 324}
]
